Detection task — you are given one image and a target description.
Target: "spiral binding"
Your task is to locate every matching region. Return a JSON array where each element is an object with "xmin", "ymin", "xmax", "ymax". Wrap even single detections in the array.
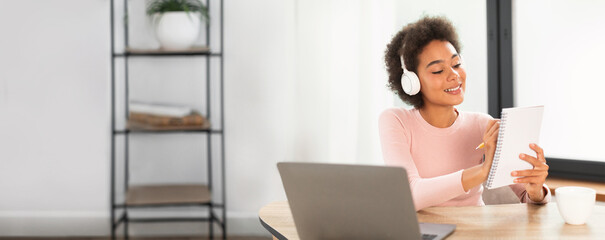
[{"xmin": 486, "ymin": 112, "xmax": 508, "ymax": 188}]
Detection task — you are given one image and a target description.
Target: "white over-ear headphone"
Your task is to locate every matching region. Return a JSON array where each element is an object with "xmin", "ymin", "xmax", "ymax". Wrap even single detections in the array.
[{"xmin": 400, "ymin": 55, "xmax": 421, "ymax": 96}]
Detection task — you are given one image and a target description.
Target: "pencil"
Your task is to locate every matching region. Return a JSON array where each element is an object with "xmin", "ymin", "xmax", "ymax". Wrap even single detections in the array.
[{"xmin": 475, "ymin": 142, "xmax": 485, "ymax": 150}]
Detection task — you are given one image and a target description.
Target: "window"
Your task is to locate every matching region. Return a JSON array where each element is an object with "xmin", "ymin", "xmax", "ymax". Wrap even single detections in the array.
[{"xmin": 489, "ymin": 0, "xmax": 605, "ymax": 181}]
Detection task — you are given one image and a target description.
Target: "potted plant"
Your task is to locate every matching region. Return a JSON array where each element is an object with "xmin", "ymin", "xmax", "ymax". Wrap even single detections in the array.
[{"xmin": 147, "ymin": 0, "xmax": 209, "ymax": 50}]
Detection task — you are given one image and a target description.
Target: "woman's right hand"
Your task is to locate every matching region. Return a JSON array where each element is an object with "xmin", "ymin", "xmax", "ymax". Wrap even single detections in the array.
[
  {"xmin": 461, "ymin": 119, "xmax": 501, "ymax": 191},
  {"xmin": 481, "ymin": 119, "xmax": 500, "ymax": 178}
]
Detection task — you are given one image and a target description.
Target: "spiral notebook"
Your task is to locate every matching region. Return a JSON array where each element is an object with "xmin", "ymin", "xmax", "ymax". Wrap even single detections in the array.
[{"xmin": 486, "ymin": 105, "xmax": 544, "ymax": 189}]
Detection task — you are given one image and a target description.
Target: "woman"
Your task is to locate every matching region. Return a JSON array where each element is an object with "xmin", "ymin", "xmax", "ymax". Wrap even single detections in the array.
[{"xmin": 379, "ymin": 16, "xmax": 550, "ymax": 211}]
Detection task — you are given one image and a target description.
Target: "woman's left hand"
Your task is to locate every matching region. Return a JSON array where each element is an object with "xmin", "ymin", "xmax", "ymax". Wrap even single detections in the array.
[{"xmin": 511, "ymin": 143, "xmax": 549, "ymax": 202}]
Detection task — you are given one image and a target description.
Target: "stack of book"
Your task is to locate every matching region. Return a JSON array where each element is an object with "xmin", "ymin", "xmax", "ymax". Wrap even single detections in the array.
[{"xmin": 127, "ymin": 101, "xmax": 210, "ymax": 130}]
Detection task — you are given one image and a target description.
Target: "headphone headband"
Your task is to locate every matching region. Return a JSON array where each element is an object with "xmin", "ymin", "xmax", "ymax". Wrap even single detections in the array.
[{"xmin": 400, "ymin": 55, "xmax": 406, "ymax": 70}]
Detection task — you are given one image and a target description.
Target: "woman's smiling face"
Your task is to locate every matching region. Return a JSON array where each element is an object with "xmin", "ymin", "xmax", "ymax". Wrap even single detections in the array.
[{"xmin": 415, "ymin": 40, "xmax": 466, "ymax": 108}]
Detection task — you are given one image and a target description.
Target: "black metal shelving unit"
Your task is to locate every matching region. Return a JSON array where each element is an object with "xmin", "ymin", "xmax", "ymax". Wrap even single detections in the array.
[{"xmin": 109, "ymin": 0, "xmax": 225, "ymax": 239}]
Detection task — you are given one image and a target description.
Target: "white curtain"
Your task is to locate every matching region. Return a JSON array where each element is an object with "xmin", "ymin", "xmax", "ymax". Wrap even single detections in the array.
[{"xmin": 288, "ymin": 0, "xmax": 396, "ymax": 165}]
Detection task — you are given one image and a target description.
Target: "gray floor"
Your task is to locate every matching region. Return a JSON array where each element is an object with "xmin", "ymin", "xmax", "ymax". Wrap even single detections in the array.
[{"xmin": 0, "ymin": 237, "xmax": 270, "ymax": 240}]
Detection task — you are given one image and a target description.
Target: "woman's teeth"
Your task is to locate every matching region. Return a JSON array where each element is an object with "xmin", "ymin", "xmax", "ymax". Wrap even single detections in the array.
[{"xmin": 445, "ymin": 85, "xmax": 461, "ymax": 92}]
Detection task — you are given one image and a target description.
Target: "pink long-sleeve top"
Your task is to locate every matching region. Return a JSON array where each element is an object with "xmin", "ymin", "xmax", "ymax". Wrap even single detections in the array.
[{"xmin": 378, "ymin": 107, "xmax": 551, "ymax": 211}]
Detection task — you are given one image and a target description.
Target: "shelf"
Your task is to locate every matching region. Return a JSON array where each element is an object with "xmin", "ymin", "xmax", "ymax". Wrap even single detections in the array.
[
  {"xmin": 109, "ymin": 0, "xmax": 226, "ymax": 237},
  {"xmin": 113, "ymin": 128, "xmax": 223, "ymax": 134},
  {"xmin": 124, "ymin": 184, "xmax": 211, "ymax": 206},
  {"xmin": 113, "ymin": 46, "xmax": 222, "ymax": 57},
  {"xmin": 129, "ymin": 119, "xmax": 209, "ymax": 130}
]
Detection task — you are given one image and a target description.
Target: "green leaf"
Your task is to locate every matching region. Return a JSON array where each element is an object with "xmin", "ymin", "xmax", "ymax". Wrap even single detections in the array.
[{"xmin": 146, "ymin": 0, "xmax": 209, "ymax": 23}]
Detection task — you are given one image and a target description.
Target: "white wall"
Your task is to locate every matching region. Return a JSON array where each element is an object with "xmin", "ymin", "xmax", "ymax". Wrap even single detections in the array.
[
  {"xmin": 0, "ymin": 0, "xmax": 294, "ymax": 236},
  {"xmin": 223, "ymin": 0, "xmax": 295, "ymax": 234},
  {"xmin": 0, "ymin": 0, "xmax": 111, "ymax": 235}
]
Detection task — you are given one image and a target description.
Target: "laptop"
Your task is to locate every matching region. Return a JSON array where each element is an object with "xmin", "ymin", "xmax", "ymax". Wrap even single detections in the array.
[{"xmin": 277, "ymin": 162, "xmax": 455, "ymax": 240}]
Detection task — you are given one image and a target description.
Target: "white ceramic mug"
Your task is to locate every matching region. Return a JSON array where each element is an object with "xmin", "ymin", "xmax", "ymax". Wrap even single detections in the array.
[{"xmin": 555, "ymin": 186, "xmax": 596, "ymax": 225}]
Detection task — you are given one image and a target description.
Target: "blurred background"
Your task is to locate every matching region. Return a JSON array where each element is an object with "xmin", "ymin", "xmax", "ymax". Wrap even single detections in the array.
[{"xmin": 0, "ymin": 0, "xmax": 603, "ymax": 238}]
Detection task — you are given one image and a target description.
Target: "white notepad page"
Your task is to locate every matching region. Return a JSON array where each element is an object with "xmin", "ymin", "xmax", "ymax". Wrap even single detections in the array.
[{"xmin": 486, "ymin": 105, "xmax": 544, "ymax": 189}]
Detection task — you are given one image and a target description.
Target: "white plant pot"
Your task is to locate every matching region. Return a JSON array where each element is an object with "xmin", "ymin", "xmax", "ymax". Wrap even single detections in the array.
[{"xmin": 155, "ymin": 12, "xmax": 201, "ymax": 50}]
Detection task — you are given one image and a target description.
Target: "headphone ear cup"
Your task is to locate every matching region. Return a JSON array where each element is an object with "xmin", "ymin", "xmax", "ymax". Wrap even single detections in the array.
[{"xmin": 401, "ymin": 71, "xmax": 421, "ymax": 96}]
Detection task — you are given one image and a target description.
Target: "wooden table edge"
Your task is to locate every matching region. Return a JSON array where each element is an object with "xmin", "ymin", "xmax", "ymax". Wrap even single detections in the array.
[
  {"xmin": 546, "ymin": 177, "xmax": 605, "ymax": 202},
  {"xmin": 259, "ymin": 216, "xmax": 287, "ymax": 240},
  {"xmin": 259, "ymin": 201, "xmax": 291, "ymax": 240},
  {"xmin": 259, "ymin": 201, "xmax": 605, "ymax": 239}
]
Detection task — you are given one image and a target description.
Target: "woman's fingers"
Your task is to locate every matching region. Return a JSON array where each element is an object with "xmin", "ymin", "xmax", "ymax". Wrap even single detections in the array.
[
  {"xmin": 518, "ymin": 153, "xmax": 550, "ymax": 171},
  {"xmin": 512, "ymin": 151, "xmax": 549, "ymax": 183},
  {"xmin": 511, "ymin": 168, "xmax": 548, "ymax": 177},
  {"xmin": 484, "ymin": 120, "xmax": 500, "ymax": 141},
  {"xmin": 519, "ymin": 153, "xmax": 542, "ymax": 166},
  {"xmin": 518, "ymin": 144, "xmax": 549, "ymax": 199},
  {"xmin": 514, "ymin": 176, "xmax": 545, "ymax": 184},
  {"xmin": 488, "ymin": 120, "xmax": 499, "ymax": 133},
  {"xmin": 530, "ymin": 143, "xmax": 545, "ymax": 162},
  {"xmin": 484, "ymin": 120, "xmax": 497, "ymax": 135},
  {"xmin": 488, "ymin": 122, "xmax": 499, "ymax": 137},
  {"xmin": 485, "ymin": 119, "xmax": 497, "ymax": 130}
]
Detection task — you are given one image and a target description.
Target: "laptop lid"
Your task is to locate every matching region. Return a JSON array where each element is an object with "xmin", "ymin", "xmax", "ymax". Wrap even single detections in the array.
[{"xmin": 278, "ymin": 162, "xmax": 424, "ymax": 239}]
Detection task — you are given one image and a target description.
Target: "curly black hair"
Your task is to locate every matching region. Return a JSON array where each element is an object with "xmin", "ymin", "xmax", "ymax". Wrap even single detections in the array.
[{"xmin": 384, "ymin": 16, "xmax": 462, "ymax": 108}]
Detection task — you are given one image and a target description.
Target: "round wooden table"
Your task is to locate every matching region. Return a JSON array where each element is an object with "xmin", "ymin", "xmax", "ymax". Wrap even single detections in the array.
[{"xmin": 259, "ymin": 201, "xmax": 605, "ymax": 239}]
